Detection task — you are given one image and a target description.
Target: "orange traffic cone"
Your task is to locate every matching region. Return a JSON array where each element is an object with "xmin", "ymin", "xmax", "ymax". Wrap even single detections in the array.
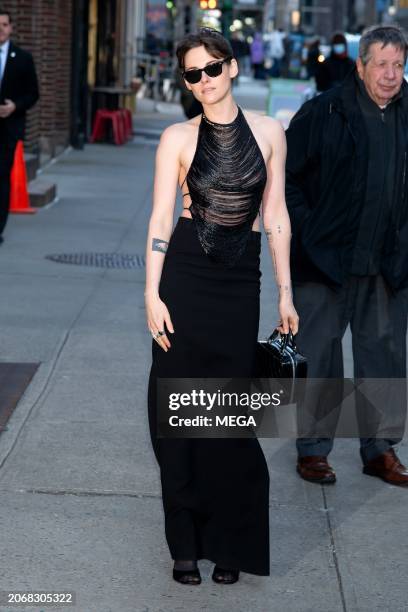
[{"xmin": 10, "ymin": 140, "xmax": 37, "ymax": 214}]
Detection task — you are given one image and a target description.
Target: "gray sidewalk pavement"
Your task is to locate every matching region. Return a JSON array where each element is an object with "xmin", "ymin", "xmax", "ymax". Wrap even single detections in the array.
[{"xmin": 0, "ymin": 96, "xmax": 406, "ymax": 612}]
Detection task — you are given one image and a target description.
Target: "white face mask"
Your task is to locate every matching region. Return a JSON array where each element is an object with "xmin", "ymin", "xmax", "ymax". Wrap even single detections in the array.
[{"xmin": 333, "ymin": 44, "xmax": 346, "ymax": 55}]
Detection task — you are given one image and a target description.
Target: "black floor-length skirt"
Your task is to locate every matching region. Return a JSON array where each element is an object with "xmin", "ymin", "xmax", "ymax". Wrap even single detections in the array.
[{"xmin": 148, "ymin": 217, "xmax": 270, "ymax": 575}]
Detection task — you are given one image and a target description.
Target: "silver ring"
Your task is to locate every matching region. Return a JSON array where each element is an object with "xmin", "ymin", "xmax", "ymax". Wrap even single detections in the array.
[{"xmin": 157, "ymin": 330, "xmax": 165, "ymax": 337}]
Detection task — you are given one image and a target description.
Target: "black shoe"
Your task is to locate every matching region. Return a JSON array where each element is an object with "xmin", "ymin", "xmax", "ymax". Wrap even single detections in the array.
[
  {"xmin": 172, "ymin": 567, "xmax": 201, "ymax": 585},
  {"xmin": 212, "ymin": 566, "xmax": 240, "ymax": 584}
]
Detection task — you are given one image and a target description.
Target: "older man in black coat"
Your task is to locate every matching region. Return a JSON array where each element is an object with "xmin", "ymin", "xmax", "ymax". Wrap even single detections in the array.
[
  {"xmin": 286, "ymin": 25, "xmax": 408, "ymax": 486},
  {"xmin": 0, "ymin": 9, "xmax": 39, "ymax": 242}
]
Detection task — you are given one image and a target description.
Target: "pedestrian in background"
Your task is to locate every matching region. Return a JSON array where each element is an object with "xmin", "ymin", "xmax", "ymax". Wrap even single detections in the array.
[
  {"xmin": 305, "ymin": 37, "xmax": 321, "ymax": 79},
  {"xmin": 174, "ymin": 67, "xmax": 203, "ymax": 119},
  {"xmin": 241, "ymin": 36, "xmax": 251, "ymax": 76},
  {"xmin": 265, "ymin": 28, "xmax": 286, "ymax": 78},
  {"xmin": 230, "ymin": 31, "xmax": 247, "ymax": 83},
  {"xmin": 250, "ymin": 32, "xmax": 264, "ymax": 80},
  {"xmin": 0, "ymin": 8, "xmax": 39, "ymax": 244},
  {"xmin": 286, "ymin": 24, "xmax": 408, "ymax": 486},
  {"xmin": 315, "ymin": 32, "xmax": 355, "ymax": 92}
]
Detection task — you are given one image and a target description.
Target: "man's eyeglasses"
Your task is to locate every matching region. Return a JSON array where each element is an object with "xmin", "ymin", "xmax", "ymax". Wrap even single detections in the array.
[{"xmin": 182, "ymin": 57, "xmax": 232, "ymax": 84}]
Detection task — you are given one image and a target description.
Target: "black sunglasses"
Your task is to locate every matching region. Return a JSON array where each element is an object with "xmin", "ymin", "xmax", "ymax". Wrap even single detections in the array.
[{"xmin": 182, "ymin": 57, "xmax": 232, "ymax": 84}]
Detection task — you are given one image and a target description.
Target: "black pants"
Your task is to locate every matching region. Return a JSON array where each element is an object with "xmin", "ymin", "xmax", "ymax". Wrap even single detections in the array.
[
  {"xmin": 293, "ymin": 275, "xmax": 408, "ymax": 463},
  {"xmin": 0, "ymin": 139, "xmax": 17, "ymax": 236}
]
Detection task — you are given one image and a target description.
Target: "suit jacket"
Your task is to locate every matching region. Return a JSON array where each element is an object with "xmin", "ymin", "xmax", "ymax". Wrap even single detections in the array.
[{"xmin": 0, "ymin": 41, "xmax": 39, "ymax": 143}]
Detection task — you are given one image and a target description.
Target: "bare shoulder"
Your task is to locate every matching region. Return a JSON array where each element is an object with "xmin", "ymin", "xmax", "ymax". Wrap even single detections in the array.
[
  {"xmin": 242, "ymin": 109, "xmax": 280, "ymax": 129},
  {"xmin": 258, "ymin": 116, "xmax": 286, "ymax": 155},
  {"xmin": 160, "ymin": 121, "xmax": 188, "ymax": 144},
  {"xmin": 159, "ymin": 118, "xmax": 199, "ymax": 151},
  {"xmin": 161, "ymin": 117, "xmax": 200, "ymax": 139},
  {"xmin": 244, "ymin": 109, "xmax": 283, "ymax": 136},
  {"xmin": 242, "ymin": 109, "xmax": 265, "ymax": 128},
  {"xmin": 259, "ymin": 115, "xmax": 285, "ymax": 138},
  {"xmin": 242, "ymin": 110, "xmax": 285, "ymax": 161}
]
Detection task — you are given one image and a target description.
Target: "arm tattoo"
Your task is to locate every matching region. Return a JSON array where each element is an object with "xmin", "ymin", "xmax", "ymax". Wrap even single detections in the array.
[
  {"xmin": 278, "ymin": 283, "xmax": 292, "ymax": 298},
  {"xmin": 265, "ymin": 228, "xmax": 273, "ymax": 242},
  {"xmin": 265, "ymin": 225, "xmax": 282, "ymax": 240},
  {"xmin": 152, "ymin": 238, "xmax": 168, "ymax": 253},
  {"xmin": 266, "ymin": 226, "xmax": 291, "ymax": 296}
]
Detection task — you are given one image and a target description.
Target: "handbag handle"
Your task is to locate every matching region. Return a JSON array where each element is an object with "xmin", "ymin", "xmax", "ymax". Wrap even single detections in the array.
[{"xmin": 267, "ymin": 329, "xmax": 297, "ymax": 352}]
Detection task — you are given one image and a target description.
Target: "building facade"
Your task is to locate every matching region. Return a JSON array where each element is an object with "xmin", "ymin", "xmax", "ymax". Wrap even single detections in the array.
[
  {"xmin": 5, "ymin": 1, "xmax": 149, "ymax": 159},
  {"xmin": 6, "ymin": 0, "xmax": 73, "ymax": 158},
  {"xmin": 274, "ymin": 0, "xmax": 302, "ymax": 31},
  {"xmin": 272, "ymin": 0, "xmax": 380, "ymax": 37}
]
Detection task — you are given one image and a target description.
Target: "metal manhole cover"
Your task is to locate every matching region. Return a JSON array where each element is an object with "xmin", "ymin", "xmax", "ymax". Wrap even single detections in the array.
[{"xmin": 45, "ymin": 253, "xmax": 145, "ymax": 269}]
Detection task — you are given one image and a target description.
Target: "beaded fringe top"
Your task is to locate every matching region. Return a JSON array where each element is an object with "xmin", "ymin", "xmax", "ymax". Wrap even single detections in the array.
[{"xmin": 185, "ymin": 106, "xmax": 267, "ymax": 266}]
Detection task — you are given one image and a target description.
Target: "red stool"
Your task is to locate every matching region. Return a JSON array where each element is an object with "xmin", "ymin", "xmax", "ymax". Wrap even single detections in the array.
[
  {"xmin": 90, "ymin": 109, "xmax": 126, "ymax": 145},
  {"xmin": 115, "ymin": 108, "xmax": 133, "ymax": 139},
  {"xmin": 117, "ymin": 109, "xmax": 130, "ymax": 140},
  {"xmin": 122, "ymin": 108, "xmax": 133, "ymax": 138}
]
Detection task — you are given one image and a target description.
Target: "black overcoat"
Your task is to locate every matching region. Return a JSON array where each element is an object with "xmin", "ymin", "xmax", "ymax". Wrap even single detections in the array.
[{"xmin": 285, "ymin": 69, "xmax": 408, "ymax": 291}]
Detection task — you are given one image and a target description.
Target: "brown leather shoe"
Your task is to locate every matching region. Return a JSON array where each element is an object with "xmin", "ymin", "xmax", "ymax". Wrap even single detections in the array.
[
  {"xmin": 363, "ymin": 449, "xmax": 408, "ymax": 486},
  {"xmin": 297, "ymin": 455, "xmax": 336, "ymax": 484}
]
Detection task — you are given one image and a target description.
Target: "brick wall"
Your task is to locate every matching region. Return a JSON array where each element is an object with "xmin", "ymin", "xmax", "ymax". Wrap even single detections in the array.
[{"xmin": 5, "ymin": 1, "xmax": 73, "ymax": 156}]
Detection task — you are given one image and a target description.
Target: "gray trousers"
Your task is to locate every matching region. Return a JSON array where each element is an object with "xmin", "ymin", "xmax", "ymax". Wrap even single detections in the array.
[{"xmin": 293, "ymin": 275, "xmax": 408, "ymax": 463}]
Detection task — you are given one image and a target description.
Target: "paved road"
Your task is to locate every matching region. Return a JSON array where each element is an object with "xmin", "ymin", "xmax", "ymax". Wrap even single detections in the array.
[{"xmin": 0, "ymin": 99, "xmax": 406, "ymax": 612}]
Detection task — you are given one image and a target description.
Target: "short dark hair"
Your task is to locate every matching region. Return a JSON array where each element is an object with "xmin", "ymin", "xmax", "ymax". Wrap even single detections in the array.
[
  {"xmin": 0, "ymin": 8, "xmax": 12, "ymax": 22},
  {"xmin": 359, "ymin": 24, "xmax": 408, "ymax": 65},
  {"xmin": 176, "ymin": 28, "xmax": 233, "ymax": 71}
]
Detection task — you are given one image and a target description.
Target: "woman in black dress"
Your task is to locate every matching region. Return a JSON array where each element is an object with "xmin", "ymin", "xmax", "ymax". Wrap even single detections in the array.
[{"xmin": 145, "ymin": 28, "xmax": 298, "ymax": 585}]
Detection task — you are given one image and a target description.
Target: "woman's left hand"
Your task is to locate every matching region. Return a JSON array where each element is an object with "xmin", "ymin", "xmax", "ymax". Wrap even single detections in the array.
[{"xmin": 277, "ymin": 297, "xmax": 299, "ymax": 335}]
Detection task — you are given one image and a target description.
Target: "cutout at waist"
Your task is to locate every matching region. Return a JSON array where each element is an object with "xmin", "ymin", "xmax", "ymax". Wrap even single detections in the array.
[{"xmin": 178, "ymin": 213, "xmax": 261, "ymax": 234}]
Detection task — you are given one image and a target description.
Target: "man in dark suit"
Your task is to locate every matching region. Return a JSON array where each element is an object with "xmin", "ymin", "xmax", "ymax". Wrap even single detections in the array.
[
  {"xmin": 286, "ymin": 25, "xmax": 408, "ymax": 486},
  {"xmin": 0, "ymin": 9, "xmax": 39, "ymax": 243}
]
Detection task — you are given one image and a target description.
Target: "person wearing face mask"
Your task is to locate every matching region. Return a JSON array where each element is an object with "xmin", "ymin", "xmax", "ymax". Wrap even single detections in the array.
[{"xmin": 315, "ymin": 32, "xmax": 355, "ymax": 92}]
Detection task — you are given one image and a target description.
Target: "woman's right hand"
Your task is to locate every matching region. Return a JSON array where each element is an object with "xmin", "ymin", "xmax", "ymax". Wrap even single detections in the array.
[{"xmin": 145, "ymin": 290, "xmax": 174, "ymax": 352}]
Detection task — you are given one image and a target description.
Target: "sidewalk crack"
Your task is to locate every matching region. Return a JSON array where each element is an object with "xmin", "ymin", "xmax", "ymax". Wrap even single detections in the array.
[
  {"xmin": 322, "ymin": 487, "xmax": 347, "ymax": 612},
  {"xmin": 0, "ymin": 487, "xmax": 161, "ymax": 499}
]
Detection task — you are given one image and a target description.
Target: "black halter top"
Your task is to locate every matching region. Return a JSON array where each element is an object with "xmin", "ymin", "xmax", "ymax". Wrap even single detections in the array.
[{"xmin": 183, "ymin": 106, "xmax": 267, "ymax": 267}]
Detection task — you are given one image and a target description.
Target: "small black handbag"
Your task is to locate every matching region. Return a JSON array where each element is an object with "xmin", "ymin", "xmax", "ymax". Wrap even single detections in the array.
[{"xmin": 254, "ymin": 330, "xmax": 307, "ymax": 403}]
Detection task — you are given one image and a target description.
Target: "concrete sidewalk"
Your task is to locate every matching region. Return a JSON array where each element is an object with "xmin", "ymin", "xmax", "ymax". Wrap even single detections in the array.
[{"xmin": 0, "ymin": 117, "xmax": 406, "ymax": 612}]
